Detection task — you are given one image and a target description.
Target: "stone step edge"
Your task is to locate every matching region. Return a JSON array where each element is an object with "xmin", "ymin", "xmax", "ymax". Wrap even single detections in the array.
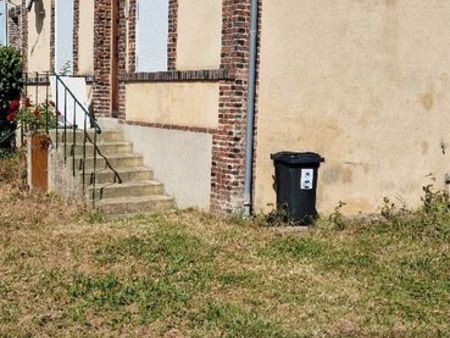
[
  {"xmin": 87, "ymin": 180, "xmax": 163, "ymax": 190},
  {"xmin": 72, "ymin": 141, "xmax": 131, "ymax": 147},
  {"xmin": 82, "ymin": 167, "xmax": 151, "ymax": 175},
  {"xmin": 71, "ymin": 154, "xmax": 143, "ymax": 161},
  {"xmin": 96, "ymin": 195, "xmax": 174, "ymax": 206}
]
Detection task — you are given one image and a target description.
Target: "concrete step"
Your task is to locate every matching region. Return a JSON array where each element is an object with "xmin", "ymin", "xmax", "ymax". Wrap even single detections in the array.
[
  {"xmin": 50, "ymin": 127, "xmax": 175, "ymax": 215},
  {"xmin": 69, "ymin": 154, "xmax": 144, "ymax": 170},
  {"xmin": 96, "ymin": 195, "xmax": 174, "ymax": 214},
  {"xmin": 82, "ymin": 167, "xmax": 153, "ymax": 184},
  {"xmin": 88, "ymin": 180, "xmax": 164, "ymax": 199},
  {"xmin": 49, "ymin": 129, "xmax": 124, "ymax": 143},
  {"xmin": 72, "ymin": 141, "xmax": 133, "ymax": 156}
]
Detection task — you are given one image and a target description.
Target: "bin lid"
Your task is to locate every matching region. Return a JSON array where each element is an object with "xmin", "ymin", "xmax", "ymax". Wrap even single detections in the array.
[{"xmin": 271, "ymin": 151, "xmax": 325, "ymax": 164}]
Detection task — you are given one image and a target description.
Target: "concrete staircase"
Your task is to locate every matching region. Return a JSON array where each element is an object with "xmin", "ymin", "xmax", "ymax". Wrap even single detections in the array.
[{"xmin": 51, "ymin": 129, "xmax": 174, "ymax": 215}]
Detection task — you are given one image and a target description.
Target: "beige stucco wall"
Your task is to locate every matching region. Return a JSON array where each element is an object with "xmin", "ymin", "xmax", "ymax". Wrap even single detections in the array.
[
  {"xmin": 122, "ymin": 124, "xmax": 213, "ymax": 210},
  {"xmin": 255, "ymin": 0, "xmax": 450, "ymax": 215},
  {"xmin": 77, "ymin": 0, "xmax": 94, "ymax": 75},
  {"xmin": 176, "ymin": 0, "xmax": 222, "ymax": 70},
  {"xmin": 126, "ymin": 82, "xmax": 219, "ymax": 129},
  {"xmin": 97, "ymin": 118, "xmax": 212, "ymax": 210},
  {"xmin": 27, "ymin": 0, "xmax": 51, "ymax": 72}
]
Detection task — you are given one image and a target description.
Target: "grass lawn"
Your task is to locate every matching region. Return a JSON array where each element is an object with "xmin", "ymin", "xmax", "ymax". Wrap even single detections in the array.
[{"xmin": 0, "ymin": 158, "xmax": 449, "ymax": 337}]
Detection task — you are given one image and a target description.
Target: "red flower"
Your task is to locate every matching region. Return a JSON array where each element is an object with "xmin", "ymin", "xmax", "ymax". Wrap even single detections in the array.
[
  {"xmin": 33, "ymin": 109, "xmax": 40, "ymax": 118},
  {"xmin": 7, "ymin": 112, "xmax": 16, "ymax": 122},
  {"xmin": 8, "ymin": 99, "xmax": 20, "ymax": 114}
]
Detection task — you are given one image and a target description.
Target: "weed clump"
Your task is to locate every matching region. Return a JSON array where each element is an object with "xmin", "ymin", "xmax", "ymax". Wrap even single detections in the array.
[
  {"xmin": 377, "ymin": 184, "xmax": 450, "ymax": 240},
  {"xmin": 327, "ymin": 201, "xmax": 348, "ymax": 230}
]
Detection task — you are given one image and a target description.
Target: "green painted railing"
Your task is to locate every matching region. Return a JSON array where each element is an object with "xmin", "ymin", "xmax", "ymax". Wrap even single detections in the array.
[{"xmin": 24, "ymin": 72, "xmax": 122, "ymax": 206}]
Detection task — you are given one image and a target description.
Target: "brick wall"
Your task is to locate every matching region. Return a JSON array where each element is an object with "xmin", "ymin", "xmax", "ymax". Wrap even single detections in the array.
[
  {"xmin": 93, "ymin": 0, "xmax": 112, "ymax": 117},
  {"xmin": 116, "ymin": 0, "xmax": 127, "ymax": 119},
  {"xmin": 20, "ymin": 0, "xmax": 27, "ymax": 74},
  {"xmin": 210, "ymin": 0, "xmax": 253, "ymax": 214},
  {"xmin": 167, "ymin": 0, "xmax": 178, "ymax": 71},
  {"xmin": 50, "ymin": 0, "xmax": 54, "ymax": 72},
  {"xmin": 72, "ymin": 0, "xmax": 79, "ymax": 74},
  {"xmin": 122, "ymin": 0, "xmax": 260, "ymax": 214},
  {"xmin": 7, "ymin": 5, "xmax": 22, "ymax": 51},
  {"xmin": 127, "ymin": 0, "xmax": 136, "ymax": 73}
]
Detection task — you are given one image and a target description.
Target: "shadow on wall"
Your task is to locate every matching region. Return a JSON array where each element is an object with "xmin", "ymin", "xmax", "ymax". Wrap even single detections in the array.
[
  {"xmin": 34, "ymin": 0, "xmax": 45, "ymax": 34},
  {"xmin": 30, "ymin": 0, "xmax": 46, "ymax": 54}
]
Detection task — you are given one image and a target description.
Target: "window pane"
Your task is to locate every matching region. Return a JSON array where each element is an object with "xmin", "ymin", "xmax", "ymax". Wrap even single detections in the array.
[{"xmin": 136, "ymin": 0, "xmax": 168, "ymax": 72}]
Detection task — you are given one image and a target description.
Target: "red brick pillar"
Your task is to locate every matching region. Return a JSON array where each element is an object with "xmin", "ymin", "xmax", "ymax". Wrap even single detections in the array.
[
  {"xmin": 210, "ymin": 0, "xmax": 253, "ymax": 214},
  {"xmin": 93, "ymin": 0, "xmax": 113, "ymax": 118}
]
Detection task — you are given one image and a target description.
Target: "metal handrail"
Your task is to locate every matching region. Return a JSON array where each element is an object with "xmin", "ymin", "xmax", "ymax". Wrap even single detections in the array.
[
  {"xmin": 24, "ymin": 72, "xmax": 122, "ymax": 207},
  {"xmin": 84, "ymin": 132, "xmax": 123, "ymax": 184},
  {"xmin": 51, "ymin": 72, "xmax": 101, "ymax": 134}
]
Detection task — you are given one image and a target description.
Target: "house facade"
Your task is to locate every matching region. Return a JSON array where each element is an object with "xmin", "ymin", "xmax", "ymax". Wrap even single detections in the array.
[{"xmin": 17, "ymin": 0, "xmax": 450, "ymax": 215}]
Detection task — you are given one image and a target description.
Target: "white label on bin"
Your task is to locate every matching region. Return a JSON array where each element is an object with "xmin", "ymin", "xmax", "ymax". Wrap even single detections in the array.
[{"xmin": 300, "ymin": 169, "xmax": 314, "ymax": 190}]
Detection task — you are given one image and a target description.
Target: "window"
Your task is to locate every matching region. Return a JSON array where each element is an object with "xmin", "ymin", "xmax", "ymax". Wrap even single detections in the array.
[
  {"xmin": 55, "ymin": 0, "xmax": 74, "ymax": 74},
  {"xmin": 135, "ymin": 0, "xmax": 169, "ymax": 72}
]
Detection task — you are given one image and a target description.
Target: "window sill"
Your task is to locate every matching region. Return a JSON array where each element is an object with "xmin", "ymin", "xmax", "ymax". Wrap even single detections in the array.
[
  {"xmin": 25, "ymin": 74, "xmax": 95, "ymax": 85},
  {"xmin": 121, "ymin": 69, "xmax": 232, "ymax": 83}
]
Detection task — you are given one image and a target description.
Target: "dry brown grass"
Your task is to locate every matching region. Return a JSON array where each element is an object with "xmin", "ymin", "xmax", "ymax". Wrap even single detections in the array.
[
  {"xmin": 0, "ymin": 157, "xmax": 449, "ymax": 337},
  {"xmin": 0, "ymin": 185, "xmax": 84, "ymax": 229},
  {"xmin": 0, "ymin": 152, "xmax": 86, "ymax": 229}
]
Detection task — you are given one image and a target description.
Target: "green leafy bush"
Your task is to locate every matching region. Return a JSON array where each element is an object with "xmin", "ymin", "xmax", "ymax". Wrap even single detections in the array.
[{"xmin": 0, "ymin": 46, "xmax": 23, "ymax": 150}]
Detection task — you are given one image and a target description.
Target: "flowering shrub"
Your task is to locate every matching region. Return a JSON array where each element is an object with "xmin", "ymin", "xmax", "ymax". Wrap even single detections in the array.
[
  {"xmin": 7, "ymin": 98, "xmax": 57, "ymax": 135},
  {"xmin": 0, "ymin": 47, "xmax": 23, "ymax": 150},
  {"xmin": 0, "ymin": 47, "xmax": 23, "ymax": 114}
]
